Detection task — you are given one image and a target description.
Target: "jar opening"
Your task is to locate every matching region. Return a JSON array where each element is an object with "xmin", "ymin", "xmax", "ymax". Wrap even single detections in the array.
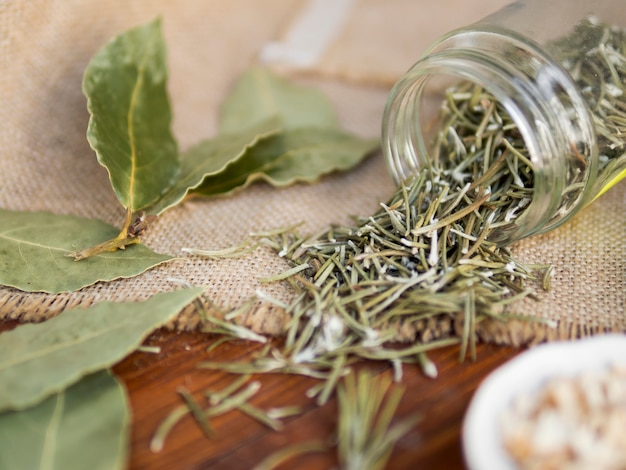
[{"xmin": 382, "ymin": 28, "xmax": 597, "ymax": 245}]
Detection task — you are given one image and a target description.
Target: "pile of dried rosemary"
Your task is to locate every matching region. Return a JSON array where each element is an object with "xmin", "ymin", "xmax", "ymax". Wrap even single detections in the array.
[{"xmin": 257, "ymin": 159, "xmax": 548, "ymax": 373}]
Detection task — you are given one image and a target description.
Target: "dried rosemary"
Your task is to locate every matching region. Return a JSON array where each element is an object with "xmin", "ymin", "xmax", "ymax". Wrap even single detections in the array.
[
  {"xmin": 258, "ymin": 166, "xmax": 547, "ymax": 361},
  {"xmin": 150, "ymin": 375, "xmax": 294, "ymax": 453},
  {"xmin": 337, "ymin": 370, "xmax": 420, "ymax": 470}
]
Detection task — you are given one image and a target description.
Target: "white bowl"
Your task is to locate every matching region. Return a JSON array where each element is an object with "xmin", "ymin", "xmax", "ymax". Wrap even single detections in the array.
[{"xmin": 462, "ymin": 334, "xmax": 626, "ymax": 470}]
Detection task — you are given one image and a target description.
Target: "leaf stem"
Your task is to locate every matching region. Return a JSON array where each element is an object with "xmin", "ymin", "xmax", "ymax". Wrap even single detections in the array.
[{"xmin": 69, "ymin": 208, "xmax": 143, "ymax": 261}]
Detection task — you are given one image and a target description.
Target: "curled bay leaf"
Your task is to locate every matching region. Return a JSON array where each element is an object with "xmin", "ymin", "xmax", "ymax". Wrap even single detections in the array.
[
  {"xmin": 0, "ymin": 209, "xmax": 172, "ymax": 293},
  {"xmin": 0, "ymin": 371, "xmax": 129, "ymax": 470},
  {"xmin": 194, "ymin": 128, "xmax": 380, "ymax": 196},
  {"xmin": 219, "ymin": 67, "xmax": 338, "ymax": 133},
  {"xmin": 0, "ymin": 287, "xmax": 203, "ymax": 411},
  {"xmin": 147, "ymin": 118, "xmax": 280, "ymax": 215}
]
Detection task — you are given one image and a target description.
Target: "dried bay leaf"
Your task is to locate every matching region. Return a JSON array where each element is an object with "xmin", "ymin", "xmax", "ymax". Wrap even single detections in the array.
[
  {"xmin": 0, "ymin": 371, "xmax": 129, "ymax": 470},
  {"xmin": 0, "ymin": 208, "xmax": 172, "ymax": 293},
  {"xmin": 75, "ymin": 18, "xmax": 179, "ymax": 259},
  {"xmin": 147, "ymin": 118, "xmax": 280, "ymax": 215},
  {"xmin": 0, "ymin": 287, "xmax": 203, "ymax": 411},
  {"xmin": 194, "ymin": 128, "xmax": 380, "ymax": 196},
  {"xmin": 260, "ymin": 130, "xmax": 380, "ymax": 186},
  {"xmin": 219, "ymin": 67, "xmax": 338, "ymax": 133},
  {"xmin": 83, "ymin": 17, "xmax": 178, "ymax": 213},
  {"xmin": 195, "ymin": 68, "xmax": 378, "ymax": 196}
]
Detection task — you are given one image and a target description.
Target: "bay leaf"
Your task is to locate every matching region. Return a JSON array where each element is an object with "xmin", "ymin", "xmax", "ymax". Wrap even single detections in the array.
[
  {"xmin": 147, "ymin": 118, "xmax": 280, "ymax": 215},
  {"xmin": 194, "ymin": 128, "xmax": 380, "ymax": 196},
  {"xmin": 0, "ymin": 371, "xmax": 128, "ymax": 470},
  {"xmin": 83, "ymin": 17, "xmax": 178, "ymax": 213},
  {"xmin": 0, "ymin": 209, "xmax": 172, "ymax": 293},
  {"xmin": 0, "ymin": 287, "xmax": 203, "ymax": 411},
  {"xmin": 219, "ymin": 67, "xmax": 338, "ymax": 133}
]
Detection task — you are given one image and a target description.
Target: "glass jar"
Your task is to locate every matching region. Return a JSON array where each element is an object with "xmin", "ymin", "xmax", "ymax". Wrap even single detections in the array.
[{"xmin": 382, "ymin": 0, "xmax": 626, "ymax": 245}]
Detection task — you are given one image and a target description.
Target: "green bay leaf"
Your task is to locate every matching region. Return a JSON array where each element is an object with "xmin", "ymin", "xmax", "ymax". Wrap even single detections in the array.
[
  {"xmin": 83, "ymin": 17, "xmax": 178, "ymax": 212},
  {"xmin": 0, "ymin": 209, "xmax": 172, "ymax": 293},
  {"xmin": 0, "ymin": 288, "xmax": 203, "ymax": 411},
  {"xmin": 219, "ymin": 67, "xmax": 338, "ymax": 133},
  {"xmin": 194, "ymin": 128, "xmax": 380, "ymax": 196},
  {"xmin": 147, "ymin": 118, "xmax": 280, "ymax": 215},
  {"xmin": 0, "ymin": 371, "xmax": 129, "ymax": 470}
]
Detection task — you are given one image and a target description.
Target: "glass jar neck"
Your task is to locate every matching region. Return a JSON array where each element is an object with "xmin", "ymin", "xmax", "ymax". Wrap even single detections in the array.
[{"xmin": 382, "ymin": 26, "xmax": 598, "ymax": 245}]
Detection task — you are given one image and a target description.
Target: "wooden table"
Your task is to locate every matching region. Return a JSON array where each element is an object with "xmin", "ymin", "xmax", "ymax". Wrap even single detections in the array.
[{"xmin": 0, "ymin": 319, "xmax": 522, "ymax": 469}]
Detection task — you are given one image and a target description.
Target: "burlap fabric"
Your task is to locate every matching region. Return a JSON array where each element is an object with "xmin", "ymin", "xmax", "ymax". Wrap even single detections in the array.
[{"xmin": 1, "ymin": 0, "xmax": 624, "ymax": 345}]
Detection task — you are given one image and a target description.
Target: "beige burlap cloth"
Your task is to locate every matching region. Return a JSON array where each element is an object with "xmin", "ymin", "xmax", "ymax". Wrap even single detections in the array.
[{"xmin": 1, "ymin": 0, "xmax": 624, "ymax": 346}]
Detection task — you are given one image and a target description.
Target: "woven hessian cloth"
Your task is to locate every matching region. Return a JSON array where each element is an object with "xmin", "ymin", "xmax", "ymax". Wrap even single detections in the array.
[{"xmin": 1, "ymin": 0, "xmax": 624, "ymax": 346}]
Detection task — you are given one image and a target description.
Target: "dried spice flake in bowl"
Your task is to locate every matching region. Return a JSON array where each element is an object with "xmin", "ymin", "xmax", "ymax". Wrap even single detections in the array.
[{"xmin": 501, "ymin": 364, "xmax": 626, "ymax": 469}]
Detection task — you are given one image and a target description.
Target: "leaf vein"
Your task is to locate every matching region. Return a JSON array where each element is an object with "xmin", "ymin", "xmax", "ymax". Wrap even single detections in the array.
[
  {"xmin": 127, "ymin": 58, "xmax": 148, "ymax": 211},
  {"xmin": 40, "ymin": 392, "xmax": 64, "ymax": 470},
  {"xmin": 0, "ymin": 233, "xmax": 70, "ymax": 254},
  {"xmin": 0, "ymin": 320, "xmax": 135, "ymax": 371}
]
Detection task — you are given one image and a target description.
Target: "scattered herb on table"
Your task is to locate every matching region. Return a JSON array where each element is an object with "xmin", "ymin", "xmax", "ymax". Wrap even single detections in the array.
[
  {"xmin": 149, "ymin": 374, "xmax": 295, "ymax": 453},
  {"xmin": 252, "ymin": 440, "xmax": 328, "ymax": 470},
  {"xmin": 337, "ymin": 370, "xmax": 420, "ymax": 470}
]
